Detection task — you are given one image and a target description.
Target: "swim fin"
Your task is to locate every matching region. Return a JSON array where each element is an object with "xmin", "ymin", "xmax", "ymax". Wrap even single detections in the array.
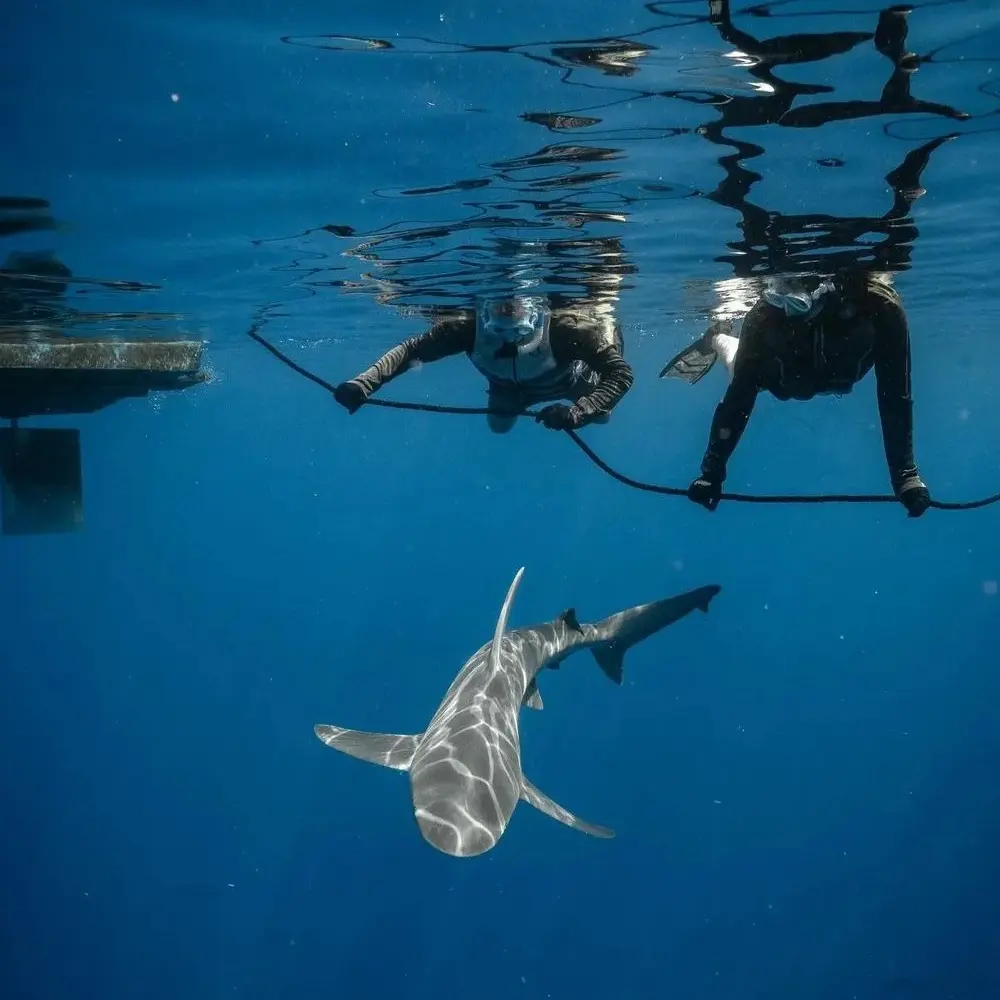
[{"xmin": 659, "ymin": 333, "xmax": 718, "ymax": 384}]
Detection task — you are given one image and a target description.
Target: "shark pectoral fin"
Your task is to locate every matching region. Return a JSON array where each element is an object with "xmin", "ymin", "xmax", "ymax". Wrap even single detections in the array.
[
  {"xmin": 523, "ymin": 678, "xmax": 544, "ymax": 711},
  {"xmin": 592, "ymin": 642, "xmax": 624, "ymax": 685},
  {"xmin": 520, "ymin": 776, "xmax": 615, "ymax": 840},
  {"xmin": 313, "ymin": 725, "xmax": 420, "ymax": 771}
]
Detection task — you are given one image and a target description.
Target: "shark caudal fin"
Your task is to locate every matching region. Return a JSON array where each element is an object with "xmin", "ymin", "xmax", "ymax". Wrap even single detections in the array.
[
  {"xmin": 590, "ymin": 584, "xmax": 722, "ymax": 685},
  {"xmin": 489, "ymin": 566, "xmax": 525, "ymax": 674},
  {"xmin": 314, "ymin": 725, "xmax": 421, "ymax": 771}
]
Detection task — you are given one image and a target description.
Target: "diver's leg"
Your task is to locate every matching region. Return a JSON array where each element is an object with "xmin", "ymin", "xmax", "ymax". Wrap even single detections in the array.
[
  {"xmin": 711, "ymin": 328, "xmax": 740, "ymax": 381},
  {"xmin": 486, "ymin": 383, "xmax": 521, "ymax": 434}
]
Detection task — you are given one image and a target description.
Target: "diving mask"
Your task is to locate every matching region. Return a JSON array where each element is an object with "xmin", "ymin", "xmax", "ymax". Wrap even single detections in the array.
[
  {"xmin": 762, "ymin": 278, "xmax": 835, "ymax": 318},
  {"xmin": 476, "ymin": 294, "xmax": 549, "ymax": 348}
]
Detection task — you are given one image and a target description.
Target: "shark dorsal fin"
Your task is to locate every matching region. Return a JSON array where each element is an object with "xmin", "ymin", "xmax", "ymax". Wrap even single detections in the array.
[
  {"xmin": 560, "ymin": 607, "xmax": 583, "ymax": 633},
  {"xmin": 490, "ymin": 566, "xmax": 525, "ymax": 674}
]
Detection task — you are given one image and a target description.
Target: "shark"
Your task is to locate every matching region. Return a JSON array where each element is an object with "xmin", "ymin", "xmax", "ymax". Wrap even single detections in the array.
[{"xmin": 314, "ymin": 568, "xmax": 721, "ymax": 858}]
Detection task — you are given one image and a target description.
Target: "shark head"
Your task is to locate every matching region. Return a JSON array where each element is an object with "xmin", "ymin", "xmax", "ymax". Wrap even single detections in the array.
[
  {"xmin": 411, "ymin": 757, "xmax": 512, "ymax": 858},
  {"xmin": 414, "ymin": 801, "xmax": 502, "ymax": 858}
]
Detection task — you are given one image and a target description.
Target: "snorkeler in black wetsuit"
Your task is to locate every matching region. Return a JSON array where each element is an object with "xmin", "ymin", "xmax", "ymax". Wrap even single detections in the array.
[
  {"xmin": 663, "ymin": 272, "xmax": 931, "ymax": 517},
  {"xmin": 333, "ymin": 294, "xmax": 634, "ymax": 433}
]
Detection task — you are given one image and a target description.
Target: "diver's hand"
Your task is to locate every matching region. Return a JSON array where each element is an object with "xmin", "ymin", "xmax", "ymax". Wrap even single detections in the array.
[
  {"xmin": 334, "ymin": 380, "xmax": 368, "ymax": 414},
  {"xmin": 688, "ymin": 476, "xmax": 723, "ymax": 511},
  {"xmin": 536, "ymin": 403, "xmax": 584, "ymax": 431},
  {"xmin": 897, "ymin": 475, "xmax": 931, "ymax": 518}
]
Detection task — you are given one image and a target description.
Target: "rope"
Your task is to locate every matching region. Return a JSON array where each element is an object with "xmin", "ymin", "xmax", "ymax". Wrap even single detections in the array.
[{"xmin": 248, "ymin": 325, "xmax": 999, "ymax": 511}]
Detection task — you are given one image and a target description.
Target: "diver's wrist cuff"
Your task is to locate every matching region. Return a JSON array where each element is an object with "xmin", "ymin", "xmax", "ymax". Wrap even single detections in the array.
[
  {"xmin": 700, "ymin": 457, "xmax": 726, "ymax": 483},
  {"xmin": 891, "ymin": 467, "xmax": 921, "ymax": 493}
]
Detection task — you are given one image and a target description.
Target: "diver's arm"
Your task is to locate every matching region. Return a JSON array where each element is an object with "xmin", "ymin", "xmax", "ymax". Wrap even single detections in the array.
[
  {"xmin": 347, "ymin": 315, "xmax": 474, "ymax": 396},
  {"xmin": 699, "ymin": 317, "xmax": 766, "ymax": 481},
  {"xmin": 700, "ymin": 370, "xmax": 760, "ymax": 481},
  {"xmin": 872, "ymin": 295, "xmax": 920, "ymax": 490},
  {"xmin": 556, "ymin": 320, "xmax": 634, "ymax": 419}
]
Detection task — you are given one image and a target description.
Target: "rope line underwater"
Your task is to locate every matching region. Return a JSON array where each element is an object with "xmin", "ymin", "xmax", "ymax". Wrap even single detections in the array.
[{"xmin": 248, "ymin": 325, "xmax": 1000, "ymax": 512}]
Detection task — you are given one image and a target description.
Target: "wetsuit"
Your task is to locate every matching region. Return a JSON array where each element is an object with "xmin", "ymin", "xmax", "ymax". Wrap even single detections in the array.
[
  {"xmin": 699, "ymin": 278, "xmax": 920, "ymax": 494},
  {"xmin": 343, "ymin": 309, "xmax": 633, "ymax": 428}
]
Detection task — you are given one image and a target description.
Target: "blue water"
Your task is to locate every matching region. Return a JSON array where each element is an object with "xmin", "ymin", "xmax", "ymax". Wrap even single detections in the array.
[{"xmin": 3, "ymin": 1, "xmax": 1000, "ymax": 997}]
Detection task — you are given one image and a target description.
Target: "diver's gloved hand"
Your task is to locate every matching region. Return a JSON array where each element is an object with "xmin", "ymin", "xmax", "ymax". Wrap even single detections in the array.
[
  {"xmin": 334, "ymin": 380, "xmax": 368, "ymax": 414},
  {"xmin": 536, "ymin": 403, "xmax": 584, "ymax": 431},
  {"xmin": 897, "ymin": 475, "xmax": 931, "ymax": 518},
  {"xmin": 688, "ymin": 476, "xmax": 723, "ymax": 511}
]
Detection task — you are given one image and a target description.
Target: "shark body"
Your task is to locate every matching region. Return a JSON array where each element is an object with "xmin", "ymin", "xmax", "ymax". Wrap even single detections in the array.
[{"xmin": 315, "ymin": 568, "xmax": 720, "ymax": 857}]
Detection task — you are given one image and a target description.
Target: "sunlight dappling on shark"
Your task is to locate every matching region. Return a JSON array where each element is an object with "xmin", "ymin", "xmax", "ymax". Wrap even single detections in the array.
[{"xmin": 315, "ymin": 567, "xmax": 721, "ymax": 858}]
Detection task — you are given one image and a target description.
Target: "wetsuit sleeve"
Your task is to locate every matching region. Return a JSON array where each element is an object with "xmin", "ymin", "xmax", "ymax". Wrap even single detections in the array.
[
  {"xmin": 699, "ymin": 312, "xmax": 766, "ymax": 481},
  {"xmin": 347, "ymin": 315, "xmax": 474, "ymax": 397},
  {"xmin": 871, "ymin": 294, "xmax": 919, "ymax": 490},
  {"xmin": 553, "ymin": 320, "xmax": 634, "ymax": 419}
]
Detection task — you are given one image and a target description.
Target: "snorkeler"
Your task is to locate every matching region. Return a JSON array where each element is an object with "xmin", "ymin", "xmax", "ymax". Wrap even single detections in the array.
[
  {"xmin": 333, "ymin": 293, "xmax": 634, "ymax": 433},
  {"xmin": 661, "ymin": 271, "xmax": 931, "ymax": 517}
]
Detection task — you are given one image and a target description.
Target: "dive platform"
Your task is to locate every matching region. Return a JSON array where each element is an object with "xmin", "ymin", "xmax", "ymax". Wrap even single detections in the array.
[{"xmin": 0, "ymin": 331, "xmax": 208, "ymax": 535}]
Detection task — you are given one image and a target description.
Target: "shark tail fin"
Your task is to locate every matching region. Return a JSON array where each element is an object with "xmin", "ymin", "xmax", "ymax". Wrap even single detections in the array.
[
  {"xmin": 489, "ymin": 566, "xmax": 525, "ymax": 674},
  {"xmin": 589, "ymin": 584, "xmax": 722, "ymax": 685},
  {"xmin": 314, "ymin": 725, "xmax": 420, "ymax": 771},
  {"xmin": 694, "ymin": 589, "xmax": 717, "ymax": 612},
  {"xmin": 591, "ymin": 644, "xmax": 626, "ymax": 686}
]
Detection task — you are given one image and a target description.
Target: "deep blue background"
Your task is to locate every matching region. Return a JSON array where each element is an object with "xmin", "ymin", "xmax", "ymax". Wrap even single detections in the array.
[{"xmin": 2, "ymin": 1, "xmax": 999, "ymax": 998}]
